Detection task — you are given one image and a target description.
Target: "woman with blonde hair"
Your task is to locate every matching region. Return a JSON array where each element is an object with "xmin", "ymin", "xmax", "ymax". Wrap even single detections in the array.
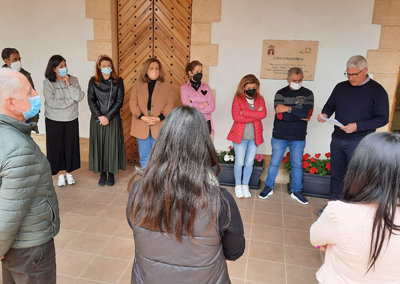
[
  {"xmin": 129, "ymin": 58, "xmax": 175, "ymax": 168},
  {"xmin": 227, "ymin": 74, "xmax": 266, "ymax": 199},
  {"xmin": 87, "ymin": 54, "xmax": 126, "ymax": 186}
]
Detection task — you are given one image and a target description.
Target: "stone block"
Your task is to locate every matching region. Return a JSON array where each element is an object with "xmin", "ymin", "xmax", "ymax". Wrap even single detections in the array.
[
  {"xmin": 201, "ymin": 65, "xmax": 210, "ymax": 84},
  {"xmin": 379, "ymin": 26, "xmax": 400, "ymax": 50},
  {"xmin": 191, "ymin": 23, "xmax": 212, "ymax": 44},
  {"xmin": 94, "ymin": 19, "xmax": 112, "ymax": 40},
  {"xmin": 87, "ymin": 40, "xmax": 113, "ymax": 61},
  {"xmin": 372, "ymin": 74, "xmax": 399, "ymax": 100},
  {"xmin": 192, "ymin": 0, "xmax": 221, "ymax": 23},
  {"xmin": 367, "ymin": 50, "xmax": 400, "ymax": 75},
  {"xmin": 190, "ymin": 44, "xmax": 219, "ymax": 66},
  {"xmin": 86, "ymin": 0, "xmax": 112, "ymax": 20},
  {"xmin": 212, "ymin": 89, "xmax": 216, "ymax": 101}
]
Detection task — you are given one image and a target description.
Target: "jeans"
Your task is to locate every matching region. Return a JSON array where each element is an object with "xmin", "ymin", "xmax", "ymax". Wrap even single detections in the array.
[
  {"xmin": 233, "ymin": 140, "xmax": 258, "ymax": 186},
  {"xmin": 136, "ymin": 131, "xmax": 155, "ymax": 168},
  {"xmin": 329, "ymin": 134, "xmax": 360, "ymax": 200},
  {"xmin": 265, "ymin": 138, "xmax": 306, "ymax": 193}
]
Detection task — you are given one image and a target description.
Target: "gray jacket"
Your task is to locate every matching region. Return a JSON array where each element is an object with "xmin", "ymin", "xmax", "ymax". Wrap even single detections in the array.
[
  {"xmin": 43, "ymin": 75, "xmax": 85, "ymax": 122},
  {"xmin": 0, "ymin": 114, "xmax": 60, "ymax": 255}
]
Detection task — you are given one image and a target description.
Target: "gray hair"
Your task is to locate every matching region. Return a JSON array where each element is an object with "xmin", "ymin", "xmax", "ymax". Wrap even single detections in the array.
[
  {"xmin": 347, "ymin": 55, "xmax": 368, "ymax": 69},
  {"xmin": 0, "ymin": 68, "xmax": 21, "ymax": 112},
  {"xmin": 287, "ymin": 67, "xmax": 303, "ymax": 79}
]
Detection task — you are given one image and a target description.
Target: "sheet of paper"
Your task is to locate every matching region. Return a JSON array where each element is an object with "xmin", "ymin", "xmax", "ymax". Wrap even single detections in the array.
[{"xmin": 318, "ymin": 115, "xmax": 344, "ymax": 127}]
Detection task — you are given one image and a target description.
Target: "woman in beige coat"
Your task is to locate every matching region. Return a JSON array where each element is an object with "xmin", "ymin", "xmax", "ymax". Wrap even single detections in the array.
[{"xmin": 130, "ymin": 58, "xmax": 175, "ymax": 167}]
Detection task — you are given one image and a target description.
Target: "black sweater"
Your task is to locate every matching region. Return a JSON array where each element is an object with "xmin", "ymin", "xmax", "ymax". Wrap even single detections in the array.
[
  {"xmin": 272, "ymin": 86, "xmax": 314, "ymax": 141},
  {"xmin": 322, "ymin": 79, "xmax": 389, "ymax": 140}
]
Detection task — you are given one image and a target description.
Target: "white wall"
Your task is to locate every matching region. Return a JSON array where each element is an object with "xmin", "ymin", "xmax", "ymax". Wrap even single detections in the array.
[
  {"xmin": 210, "ymin": 0, "xmax": 381, "ymax": 155},
  {"xmin": 0, "ymin": 0, "xmax": 94, "ymax": 137}
]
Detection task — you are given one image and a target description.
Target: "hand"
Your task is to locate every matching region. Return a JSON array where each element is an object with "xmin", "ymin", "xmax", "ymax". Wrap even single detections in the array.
[
  {"xmin": 226, "ymin": 260, "xmax": 231, "ymax": 264},
  {"xmin": 275, "ymin": 105, "xmax": 289, "ymax": 113},
  {"xmin": 340, "ymin": 123, "xmax": 357, "ymax": 133},
  {"xmin": 204, "ymin": 102, "xmax": 209, "ymax": 107},
  {"xmin": 240, "ymin": 110, "xmax": 242, "ymax": 115},
  {"xmin": 141, "ymin": 116, "xmax": 153, "ymax": 125},
  {"xmin": 187, "ymin": 98, "xmax": 191, "ymax": 103},
  {"xmin": 0, "ymin": 256, "xmax": 3, "ymax": 260},
  {"xmin": 317, "ymin": 113, "xmax": 328, "ymax": 123},
  {"xmin": 149, "ymin": 116, "xmax": 161, "ymax": 125},
  {"xmin": 257, "ymin": 106, "xmax": 263, "ymax": 112},
  {"xmin": 63, "ymin": 75, "xmax": 71, "ymax": 86},
  {"xmin": 317, "ymin": 245, "xmax": 327, "ymax": 252},
  {"xmin": 98, "ymin": 116, "xmax": 109, "ymax": 126},
  {"xmin": 301, "ymin": 118, "xmax": 310, "ymax": 122}
]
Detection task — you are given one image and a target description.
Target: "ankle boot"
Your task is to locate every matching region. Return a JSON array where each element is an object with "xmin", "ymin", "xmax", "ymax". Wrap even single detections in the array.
[
  {"xmin": 98, "ymin": 172, "xmax": 107, "ymax": 186},
  {"xmin": 107, "ymin": 172, "xmax": 115, "ymax": 186}
]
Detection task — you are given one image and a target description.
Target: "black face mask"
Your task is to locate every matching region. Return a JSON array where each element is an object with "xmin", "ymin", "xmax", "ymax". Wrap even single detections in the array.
[
  {"xmin": 245, "ymin": 89, "xmax": 256, "ymax": 98},
  {"xmin": 193, "ymin": 72, "xmax": 203, "ymax": 82}
]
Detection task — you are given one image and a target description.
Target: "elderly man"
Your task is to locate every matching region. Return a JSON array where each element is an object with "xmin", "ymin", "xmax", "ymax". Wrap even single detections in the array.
[
  {"xmin": 316, "ymin": 55, "xmax": 389, "ymax": 216},
  {"xmin": 258, "ymin": 67, "xmax": 314, "ymax": 205},
  {"xmin": 0, "ymin": 68, "xmax": 60, "ymax": 283}
]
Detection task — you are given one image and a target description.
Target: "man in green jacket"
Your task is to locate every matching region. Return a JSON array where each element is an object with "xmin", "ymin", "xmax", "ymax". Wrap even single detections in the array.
[
  {"xmin": 2, "ymin": 47, "xmax": 39, "ymax": 133},
  {"xmin": 0, "ymin": 68, "xmax": 60, "ymax": 284}
]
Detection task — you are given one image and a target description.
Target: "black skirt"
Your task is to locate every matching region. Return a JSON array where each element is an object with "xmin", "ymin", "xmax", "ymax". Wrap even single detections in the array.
[{"xmin": 45, "ymin": 117, "xmax": 81, "ymax": 175}]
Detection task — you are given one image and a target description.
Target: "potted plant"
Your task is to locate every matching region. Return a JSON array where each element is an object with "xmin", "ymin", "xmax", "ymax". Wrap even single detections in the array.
[
  {"xmin": 216, "ymin": 146, "xmax": 265, "ymax": 189},
  {"xmin": 282, "ymin": 152, "xmax": 331, "ymax": 199}
]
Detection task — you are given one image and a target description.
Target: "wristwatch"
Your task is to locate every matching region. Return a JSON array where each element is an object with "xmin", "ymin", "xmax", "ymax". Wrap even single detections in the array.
[{"xmin": 287, "ymin": 107, "xmax": 292, "ymax": 113}]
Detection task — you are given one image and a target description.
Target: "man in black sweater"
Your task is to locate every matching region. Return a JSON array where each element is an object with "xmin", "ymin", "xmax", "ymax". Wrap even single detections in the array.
[
  {"xmin": 316, "ymin": 55, "xmax": 389, "ymax": 216},
  {"xmin": 259, "ymin": 67, "xmax": 314, "ymax": 205}
]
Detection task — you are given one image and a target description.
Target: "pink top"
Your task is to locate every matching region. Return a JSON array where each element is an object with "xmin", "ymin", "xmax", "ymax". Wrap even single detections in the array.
[
  {"xmin": 310, "ymin": 200, "xmax": 400, "ymax": 284},
  {"xmin": 180, "ymin": 80, "xmax": 215, "ymax": 134}
]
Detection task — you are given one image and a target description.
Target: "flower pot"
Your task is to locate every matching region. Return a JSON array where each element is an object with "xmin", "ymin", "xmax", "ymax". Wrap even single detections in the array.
[
  {"xmin": 287, "ymin": 171, "xmax": 330, "ymax": 199},
  {"xmin": 217, "ymin": 160, "xmax": 265, "ymax": 189}
]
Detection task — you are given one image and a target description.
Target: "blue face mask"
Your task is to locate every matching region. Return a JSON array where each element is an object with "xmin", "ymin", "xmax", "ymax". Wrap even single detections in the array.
[
  {"xmin": 101, "ymin": 67, "xmax": 112, "ymax": 75},
  {"xmin": 14, "ymin": 95, "xmax": 41, "ymax": 120},
  {"xmin": 58, "ymin": 68, "xmax": 68, "ymax": 77}
]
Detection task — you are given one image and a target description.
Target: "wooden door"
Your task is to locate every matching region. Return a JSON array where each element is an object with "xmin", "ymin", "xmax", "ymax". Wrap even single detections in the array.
[{"xmin": 118, "ymin": 0, "xmax": 192, "ymax": 163}]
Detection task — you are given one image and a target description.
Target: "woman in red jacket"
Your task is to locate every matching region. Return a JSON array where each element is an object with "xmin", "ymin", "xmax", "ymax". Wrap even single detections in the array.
[{"xmin": 227, "ymin": 74, "xmax": 266, "ymax": 199}]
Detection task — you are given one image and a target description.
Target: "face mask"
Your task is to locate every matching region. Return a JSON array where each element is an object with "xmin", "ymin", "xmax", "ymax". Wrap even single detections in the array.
[
  {"xmin": 193, "ymin": 72, "xmax": 203, "ymax": 82},
  {"xmin": 58, "ymin": 67, "xmax": 68, "ymax": 77},
  {"xmin": 148, "ymin": 70, "xmax": 159, "ymax": 80},
  {"xmin": 10, "ymin": 61, "xmax": 22, "ymax": 72},
  {"xmin": 101, "ymin": 67, "xmax": 113, "ymax": 75},
  {"xmin": 290, "ymin": 82, "xmax": 302, "ymax": 90},
  {"xmin": 245, "ymin": 89, "xmax": 256, "ymax": 98},
  {"xmin": 13, "ymin": 95, "xmax": 41, "ymax": 120}
]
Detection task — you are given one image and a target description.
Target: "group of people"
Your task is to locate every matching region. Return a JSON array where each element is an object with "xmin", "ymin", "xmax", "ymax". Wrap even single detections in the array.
[{"xmin": 0, "ymin": 48, "xmax": 399, "ymax": 284}]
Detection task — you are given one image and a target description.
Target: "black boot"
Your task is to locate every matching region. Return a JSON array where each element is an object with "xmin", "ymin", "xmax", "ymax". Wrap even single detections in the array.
[
  {"xmin": 107, "ymin": 172, "xmax": 115, "ymax": 186},
  {"xmin": 98, "ymin": 172, "xmax": 107, "ymax": 186}
]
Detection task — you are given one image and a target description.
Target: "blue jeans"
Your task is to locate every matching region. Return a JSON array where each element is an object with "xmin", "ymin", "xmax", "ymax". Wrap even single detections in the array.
[
  {"xmin": 265, "ymin": 138, "xmax": 306, "ymax": 193},
  {"xmin": 233, "ymin": 140, "xmax": 258, "ymax": 186},
  {"xmin": 136, "ymin": 131, "xmax": 155, "ymax": 168}
]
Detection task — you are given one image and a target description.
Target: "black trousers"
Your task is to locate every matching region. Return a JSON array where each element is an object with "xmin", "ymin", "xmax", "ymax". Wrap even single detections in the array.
[
  {"xmin": 2, "ymin": 239, "xmax": 56, "ymax": 284},
  {"xmin": 45, "ymin": 117, "xmax": 81, "ymax": 175},
  {"xmin": 329, "ymin": 135, "xmax": 362, "ymax": 200}
]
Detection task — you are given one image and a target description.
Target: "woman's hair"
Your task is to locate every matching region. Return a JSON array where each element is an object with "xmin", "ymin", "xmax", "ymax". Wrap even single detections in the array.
[
  {"xmin": 44, "ymin": 55, "xmax": 66, "ymax": 82},
  {"xmin": 343, "ymin": 132, "xmax": 400, "ymax": 272},
  {"xmin": 185, "ymin": 60, "xmax": 202, "ymax": 75},
  {"xmin": 127, "ymin": 106, "xmax": 225, "ymax": 242},
  {"xmin": 139, "ymin": 58, "xmax": 165, "ymax": 83},
  {"xmin": 94, "ymin": 55, "xmax": 119, "ymax": 84},
  {"xmin": 234, "ymin": 74, "xmax": 261, "ymax": 100}
]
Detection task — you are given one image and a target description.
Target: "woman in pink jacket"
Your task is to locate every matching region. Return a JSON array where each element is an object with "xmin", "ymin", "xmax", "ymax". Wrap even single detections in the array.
[
  {"xmin": 180, "ymin": 60, "xmax": 215, "ymax": 134},
  {"xmin": 310, "ymin": 132, "xmax": 400, "ymax": 284},
  {"xmin": 227, "ymin": 74, "xmax": 266, "ymax": 199}
]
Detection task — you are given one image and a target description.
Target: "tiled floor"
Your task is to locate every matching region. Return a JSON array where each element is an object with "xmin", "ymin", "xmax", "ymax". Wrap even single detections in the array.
[{"xmin": 0, "ymin": 162, "xmax": 327, "ymax": 284}]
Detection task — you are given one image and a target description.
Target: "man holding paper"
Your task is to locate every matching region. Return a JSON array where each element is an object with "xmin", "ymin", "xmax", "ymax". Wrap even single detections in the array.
[{"xmin": 317, "ymin": 55, "xmax": 389, "ymax": 216}]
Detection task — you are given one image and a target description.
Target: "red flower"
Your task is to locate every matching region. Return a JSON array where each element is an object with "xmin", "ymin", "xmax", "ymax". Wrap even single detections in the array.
[
  {"xmin": 325, "ymin": 152, "xmax": 331, "ymax": 158},
  {"xmin": 310, "ymin": 157, "xmax": 316, "ymax": 163},
  {"xmin": 309, "ymin": 167, "xmax": 317, "ymax": 174},
  {"xmin": 326, "ymin": 162, "xmax": 331, "ymax": 171},
  {"xmin": 282, "ymin": 157, "xmax": 289, "ymax": 163},
  {"xmin": 286, "ymin": 152, "xmax": 290, "ymax": 157},
  {"xmin": 302, "ymin": 161, "xmax": 309, "ymax": 169},
  {"xmin": 315, "ymin": 153, "xmax": 321, "ymax": 159},
  {"xmin": 302, "ymin": 155, "xmax": 309, "ymax": 161},
  {"xmin": 228, "ymin": 146, "xmax": 233, "ymax": 149}
]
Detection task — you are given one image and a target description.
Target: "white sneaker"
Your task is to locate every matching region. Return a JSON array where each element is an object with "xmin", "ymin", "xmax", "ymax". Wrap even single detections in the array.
[
  {"xmin": 242, "ymin": 185, "xmax": 251, "ymax": 199},
  {"xmin": 235, "ymin": 185, "xmax": 244, "ymax": 199},
  {"xmin": 57, "ymin": 174, "xmax": 66, "ymax": 187},
  {"xmin": 65, "ymin": 173, "xmax": 75, "ymax": 185}
]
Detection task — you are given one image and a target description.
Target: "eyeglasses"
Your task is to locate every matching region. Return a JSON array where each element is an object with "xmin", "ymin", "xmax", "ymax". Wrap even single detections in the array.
[{"xmin": 344, "ymin": 68, "xmax": 366, "ymax": 78}]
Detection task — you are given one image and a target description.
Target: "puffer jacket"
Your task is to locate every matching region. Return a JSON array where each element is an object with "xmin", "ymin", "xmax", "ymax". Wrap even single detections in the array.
[
  {"xmin": 227, "ymin": 94, "xmax": 267, "ymax": 146},
  {"xmin": 0, "ymin": 114, "xmax": 60, "ymax": 256}
]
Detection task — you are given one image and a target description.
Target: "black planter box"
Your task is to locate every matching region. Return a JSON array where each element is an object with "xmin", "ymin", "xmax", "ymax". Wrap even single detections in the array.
[
  {"xmin": 288, "ymin": 171, "xmax": 330, "ymax": 199},
  {"xmin": 217, "ymin": 160, "xmax": 265, "ymax": 189}
]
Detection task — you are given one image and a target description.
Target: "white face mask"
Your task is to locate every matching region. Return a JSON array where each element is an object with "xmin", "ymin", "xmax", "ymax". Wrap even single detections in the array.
[
  {"xmin": 290, "ymin": 82, "xmax": 302, "ymax": 90},
  {"xmin": 10, "ymin": 61, "xmax": 22, "ymax": 72}
]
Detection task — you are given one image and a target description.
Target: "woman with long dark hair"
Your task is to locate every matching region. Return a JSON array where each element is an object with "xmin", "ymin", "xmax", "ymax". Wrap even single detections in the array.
[
  {"xmin": 126, "ymin": 106, "xmax": 245, "ymax": 284},
  {"xmin": 87, "ymin": 54, "xmax": 126, "ymax": 186},
  {"xmin": 310, "ymin": 132, "xmax": 400, "ymax": 283},
  {"xmin": 43, "ymin": 55, "xmax": 85, "ymax": 186}
]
